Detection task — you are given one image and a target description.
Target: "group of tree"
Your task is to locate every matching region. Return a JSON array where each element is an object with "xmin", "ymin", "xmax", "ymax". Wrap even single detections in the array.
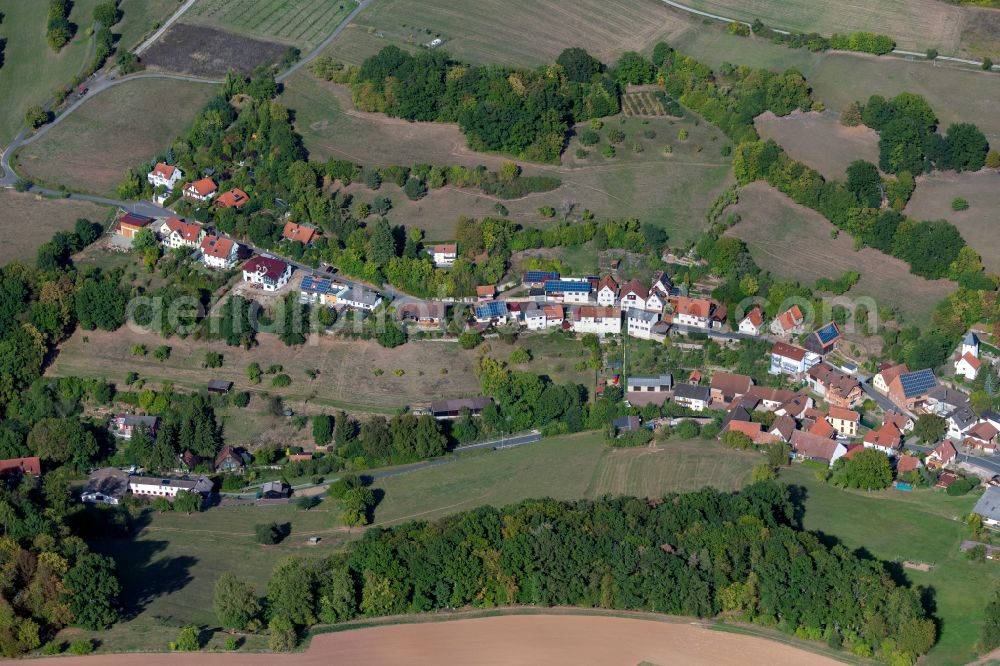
[
  {"xmin": 744, "ymin": 20, "xmax": 895, "ymax": 56},
  {"xmin": 335, "ymin": 412, "xmax": 447, "ymax": 467},
  {"xmin": 223, "ymin": 485, "xmax": 936, "ymax": 662},
  {"xmin": 46, "ymin": 0, "xmax": 73, "ymax": 50}
]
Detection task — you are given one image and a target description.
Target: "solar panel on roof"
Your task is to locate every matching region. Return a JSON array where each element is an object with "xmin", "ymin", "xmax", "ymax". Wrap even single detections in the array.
[
  {"xmin": 816, "ymin": 322, "xmax": 841, "ymax": 344},
  {"xmin": 524, "ymin": 271, "xmax": 559, "ymax": 283},
  {"xmin": 475, "ymin": 301, "xmax": 508, "ymax": 318},
  {"xmin": 899, "ymin": 369, "xmax": 937, "ymax": 397},
  {"xmin": 544, "ymin": 280, "xmax": 591, "ymax": 292}
]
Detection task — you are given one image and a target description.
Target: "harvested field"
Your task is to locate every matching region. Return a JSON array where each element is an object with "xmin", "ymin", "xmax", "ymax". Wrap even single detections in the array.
[
  {"xmin": 754, "ymin": 110, "xmax": 880, "ymax": 180},
  {"xmin": 283, "ymin": 74, "xmax": 732, "ymax": 244},
  {"xmin": 17, "ymin": 78, "xmax": 219, "ymax": 195},
  {"xmin": 0, "ymin": 191, "xmax": 111, "ymax": 264},
  {"xmin": 321, "ymin": 0, "xmax": 694, "ymax": 67},
  {"xmin": 905, "ymin": 169, "xmax": 1000, "ymax": 273},
  {"xmin": 141, "ymin": 23, "xmax": 287, "ymax": 77},
  {"xmin": 183, "ymin": 0, "xmax": 354, "ymax": 50},
  {"xmin": 47, "ymin": 328, "xmax": 483, "ymax": 414},
  {"xmin": 726, "ymin": 183, "xmax": 956, "ymax": 327}
]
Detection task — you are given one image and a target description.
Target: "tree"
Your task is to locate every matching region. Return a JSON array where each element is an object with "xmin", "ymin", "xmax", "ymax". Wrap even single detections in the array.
[
  {"xmin": 62, "ymin": 554, "xmax": 120, "ymax": 630},
  {"xmin": 255, "ymin": 522, "xmax": 285, "ymax": 545},
  {"xmin": 376, "ymin": 321, "xmax": 406, "ymax": 348},
  {"xmin": 845, "ymin": 160, "xmax": 882, "ymax": 207},
  {"xmin": 459, "ymin": 331, "xmax": 483, "ymax": 349},
  {"xmin": 28, "ymin": 418, "xmax": 97, "ymax": 470},
  {"xmin": 173, "ymin": 491, "xmax": 202, "ymax": 513},
  {"xmin": 986, "ymin": 149, "xmax": 1000, "ymax": 169},
  {"xmin": 267, "ymin": 557, "xmax": 317, "ymax": 626},
  {"xmin": 403, "ymin": 178, "xmax": 427, "ymax": 200},
  {"xmin": 613, "ymin": 51, "xmax": 655, "ymax": 84},
  {"xmin": 312, "ymin": 414, "xmax": 333, "ymax": 445},
  {"xmin": 174, "ymin": 626, "xmax": 199, "ymax": 651},
  {"xmin": 982, "ymin": 590, "xmax": 1000, "ymax": 652},
  {"xmin": 24, "ymin": 105, "xmax": 49, "ymax": 129},
  {"xmin": 751, "ymin": 463, "xmax": 776, "ymax": 482},
  {"xmin": 836, "ymin": 448, "xmax": 892, "ymax": 490},
  {"xmin": 341, "ymin": 486, "xmax": 376, "ymax": 525},
  {"xmin": 914, "ymin": 413, "xmax": 947, "ymax": 443},
  {"xmin": 213, "ymin": 572, "xmax": 261, "ymax": 632},
  {"xmin": 557, "ymin": 47, "xmax": 602, "ymax": 83},
  {"xmin": 369, "ymin": 218, "xmax": 396, "ymax": 267},
  {"xmin": 721, "ymin": 430, "xmax": 753, "ymax": 449},
  {"xmin": 268, "ymin": 616, "xmax": 297, "ymax": 652}
]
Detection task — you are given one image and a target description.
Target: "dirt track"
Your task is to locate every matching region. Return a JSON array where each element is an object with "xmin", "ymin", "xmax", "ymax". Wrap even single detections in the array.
[{"xmin": 31, "ymin": 614, "xmax": 842, "ymax": 665}]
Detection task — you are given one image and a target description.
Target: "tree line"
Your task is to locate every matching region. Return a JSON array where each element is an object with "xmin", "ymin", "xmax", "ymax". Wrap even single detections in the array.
[{"xmin": 214, "ymin": 484, "xmax": 935, "ymax": 663}]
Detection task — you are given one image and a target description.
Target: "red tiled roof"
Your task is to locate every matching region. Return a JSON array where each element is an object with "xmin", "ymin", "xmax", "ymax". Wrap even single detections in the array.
[
  {"xmin": 959, "ymin": 352, "xmax": 982, "ymax": 370},
  {"xmin": 621, "ymin": 279, "xmax": 649, "ymax": 300},
  {"xmin": 151, "ymin": 163, "xmax": 176, "ymax": 179},
  {"xmin": 710, "ymin": 372, "xmax": 752, "ymax": 398},
  {"xmin": 791, "ymin": 430, "xmax": 843, "ymax": 462},
  {"xmin": 429, "ymin": 243, "xmax": 457, "ymax": 254},
  {"xmin": 775, "ymin": 305, "xmax": 804, "ymax": 332},
  {"xmin": 0, "ymin": 456, "xmax": 41, "ymax": 478},
  {"xmin": 771, "ymin": 341, "xmax": 806, "ymax": 361},
  {"xmin": 120, "ymin": 212, "xmax": 153, "ymax": 229},
  {"xmin": 969, "ymin": 422, "xmax": 999, "ymax": 441},
  {"xmin": 282, "ymin": 221, "xmax": 318, "ymax": 244},
  {"xmin": 828, "ymin": 406, "xmax": 860, "ymax": 422},
  {"xmin": 163, "ymin": 217, "xmax": 202, "ymax": 242},
  {"xmin": 896, "ymin": 455, "xmax": 922, "ymax": 474},
  {"xmin": 185, "ymin": 177, "xmax": 217, "ymax": 197},
  {"xmin": 863, "ymin": 422, "xmax": 902, "ymax": 450},
  {"xmin": 200, "ymin": 235, "xmax": 235, "ymax": 259},
  {"xmin": 932, "ymin": 440, "xmax": 957, "ymax": 462},
  {"xmin": 742, "ymin": 307, "xmax": 764, "ymax": 327},
  {"xmin": 476, "ymin": 285, "xmax": 496, "ymax": 297},
  {"xmin": 808, "ymin": 417, "xmax": 836, "ymax": 438},
  {"xmin": 878, "ymin": 363, "xmax": 909, "ymax": 386},
  {"xmin": 598, "ymin": 275, "xmax": 619, "ymax": 293},
  {"xmin": 674, "ymin": 296, "xmax": 712, "ymax": 318},
  {"xmin": 575, "ymin": 306, "xmax": 619, "ymax": 320},
  {"xmin": 543, "ymin": 304, "xmax": 564, "ymax": 319},
  {"xmin": 217, "ymin": 188, "xmax": 249, "ymax": 208},
  {"xmin": 243, "ymin": 255, "xmax": 288, "ymax": 280}
]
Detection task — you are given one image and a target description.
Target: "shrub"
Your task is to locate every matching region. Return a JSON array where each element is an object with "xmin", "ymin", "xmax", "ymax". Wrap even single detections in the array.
[
  {"xmin": 579, "ymin": 129, "xmax": 599, "ymax": 146},
  {"xmin": 403, "ymin": 178, "xmax": 427, "ymax": 200},
  {"xmin": 272, "ymin": 374, "xmax": 292, "ymax": 388},
  {"xmin": 255, "ymin": 522, "xmax": 284, "ymax": 544},
  {"xmin": 607, "ymin": 128, "xmax": 625, "ymax": 144},
  {"xmin": 233, "ymin": 391, "xmax": 250, "ymax": 408},
  {"xmin": 174, "ymin": 626, "xmax": 199, "ymax": 651},
  {"xmin": 41, "ymin": 642, "xmax": 63, "ymax": 655},
  {"xmin": 537, "ymin": 206, "xmax": 556, "ymax": 218},
  {"xmin": 458, "ymin": 331, "xmax": 483, "ymax": 349},
  {"xmin": 951, "ymin": 197, "xmax": 970, "ymax": 211},
  {"xmin": 984, "ymin": 57, "xmax": 994, "ymax": 71},
  {"xmin": 946, "ymin": 476, "xmax": 979, "ymax": 496},
  {"xmin": 575, "ymin": 148, "xmax": 588, "ymax": 159},
  {"xmin": 153, "ymin": 345, "xmax": 171, "ymax": 361},
  {"xmin": 204, "ymin": 351, "xmax": 223, "ymax": 368},
  {"xmin": 601, "ymin": 145, "xmax": 616, "ymax": 158},
  {"xmin": 68, "ymin": 640, "xmax": 94, "ymax": 656}
]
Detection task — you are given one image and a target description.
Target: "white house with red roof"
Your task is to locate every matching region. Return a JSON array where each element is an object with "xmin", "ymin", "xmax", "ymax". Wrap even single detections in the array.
[
  {"xmin": 282, "ymin": 221, "xmax": 318, "ymax": 245},
  {"xmin": 672, "ymin": 296, "xmax": 713, "ymax": 328},
  {"xmin": 770, "ymin": 305, "xmax": 805, "ymax": 337},
  {"xmin": 738, "ymin": 307, "xmax": 764, "ymax": 336},
  {"xmin": 147, "ymin": 163, "xmax": 183, "ymax": 190},
  {"xmin": 570, "ymin": 306, "xmax": 621, "ymax": 337},
  {"xmin": 158, "ymin": 217, "xmax": 205, "ymax": 249},
  {"xmin": 427, "ymin": 243, "xmax": 457, "ymax": 267},
  {"xmin": 200, "ymin": 235, "xmax": 241, "ymax": 270},
  {"xmin": 769, "ymin": 341, "xmax": 820, "ymax": 376},
  {"xmin": 618, "ymin": 280, "xmax": 650, "ymax": 311},
  {"xmin": 596, "ymin": 276, "xmax": 618, "ymax": 306},
  {"xmin": 927, "ymin": 440, "xmax": 957, "ymax": 469},
  {"xmin": 217, "ymin": 188, "xmax": 250, "ymax": 209},
  {"xmin": 955, "ymin": 352, "xmax": 982, "ymax": 381},
  {"xmin": 183, "ymin": 177, "xmax": 218, "ymax": 202},
  {"xmin": 242, "ymin": 255, "xmax": 292, "ymax": 291}
]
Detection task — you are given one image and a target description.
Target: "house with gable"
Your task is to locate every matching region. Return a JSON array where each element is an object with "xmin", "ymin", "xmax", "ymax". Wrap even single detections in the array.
[
  {"xmin": 710, "ymin": 372, "xmax": 753, "ymax": 405},
  {"xmin": 147, "ymin": 162, "xmax": 183, "ymax": 190},
  {"xmin": 873, "ymin": 363, "xmax": 908, "ymax": 395},
  {"xmin": 242, "ymin": 255, "xmax": 292, "ymax": 291},
  {"xmin": 926, "ymin": 440, "xmax": 957, "ymax": 469},
  {"xmin": 427, "ymin": 243, "xmax": 457, "ymax": 267},
  {"xmin": 769, "ymin": 341, "xmax": 821, "ymax": 377},
  {"xmin": 282, "ymin": 221, "xmax": 318, "ymax": 246},
  {"xmin": 158, "ymin": 217, "xmax": 205, "ymax": 249},
  {"xmin": 110, "ymin": 414, "xmax": 159, "ymax": 440},
  {"xmin": 887, "ymin": 368, "xmax": 938, "ymax": 412},
  {"xmin": 216, "ymin": 188, "xmax": 250, "ymax": 209},
  {"xmin": 200, "ymin": 235, "xmax": 243, "ymax": 270},
  {"xmin": 671, "ymin": 296, "xmax": 713, "ymax": 329},
  {"xmin": 650, "ymin": 271, "xmax": 672, "ymax": 298},
  {"xmin": 619, "ymin": 280, "xmax": 650, "ymax": 311},
  {"xmin": 673, "ymin": 383, "xmax": 710, "ymax": 412},
  {"xmin": 626, "ymin": 308, "xmax": 659, "ymax": 339},
  {"xmin": 183, "ymin": 177, "xmax": 218, "ymax": 202},
  {"xmin": 965, "ymin": 421, "xmax": 999, "ymax": 453},
  {"xmin": 804, "ymin": 321, "xmax": 842, "ymax": 355},
  {"xmin": 807, "ymin": 363, "xmax": 862, "ymax": 408},
  {"xmin": 570, "ymin": 306, "xmax": 620, "ymax": 337},
  {"xmin": 827, "ymin": 406, "xmax": 860, "ymax": 437},
  {"xmin": 596, "ymin": 276, "xmax": 619, "ymax": 306},
  {"xmin": 770, "ymin": 305, "xmax": 805, "ymax": 337},
  {"xmin": 791, "ymin": 430, "xmax": 848, "ymax": 467},
  {"xmin": 738, "ymin": 307, "xmax": 764, "ymax": 336},
  {"xmin": 863, "ymin": 419, "xmax": 903, "ymax": 456}
]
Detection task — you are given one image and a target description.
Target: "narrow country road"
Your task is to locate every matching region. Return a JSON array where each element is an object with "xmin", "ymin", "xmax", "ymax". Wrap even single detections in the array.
[
  {"xmin": 906, "ymin": 438, "xmax": 1000, "ymax": 476},
  {"xmin": 277, "ymin": 0, "xmax": 372, "ymax": 83},
  {"xmin": 134, "ymin": 0, "xmax": 199, "ymax": 55}
]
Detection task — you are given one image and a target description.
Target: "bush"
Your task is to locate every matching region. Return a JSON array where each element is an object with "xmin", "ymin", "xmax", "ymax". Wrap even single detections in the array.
[
  {"xmin": 984, "ymin": 57, "xmax": 994, "ymax": 71},
  {"xmin": 403, "ymin": 178, "xmax": 427, "ymax": 200},
  {"xmin": 204, "ymin": 351, "xmax": 223, "ymax": 368},
  {"xmin": 951, "ymin": 197, "xmax": 970, "ymax": 211},
  {"xmin": 68, "ymin": 640, "xmax": 94, "ymax": 656},
  {"xmin": 946, "ymin": 476, "xmax": 979, "ymax": 496},
  {"xmin": 255, "ymin": 522, "xmax": 285, "ymax": 544},
  {"xmin": 272, "ymin": 374, "xmax": 292, "ymax": 387},
  {"xmin": 607, "ymin": 128, "xmax": 625, "ymax": 144},
  {"xmin": 458, "ymin": 331, "xmax": 483, "ymax": 349},
  {"xmin": 601, "ymin": 145, "xmax": 616, "ymax": 159},
  {"xmin": 174, "ymin": 626, "xmax": 199, "ymax": 651},
  {"xmin": 579, "ymin": 129, "xmax": 599, "ymax": 146},
  {"xmin": 41, "ymin": 642, "xmax": 63, "ymax": 655},
  {"xmin": 232, "ymin": 391, "xmax": 250, "ymax": 408}
]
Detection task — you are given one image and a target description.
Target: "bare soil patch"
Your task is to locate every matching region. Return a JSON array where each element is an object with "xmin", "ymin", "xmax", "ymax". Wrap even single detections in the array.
[
  {"xmin": 141, "ymin": 24, "xmax": 287, "ymax": 77},
  {"xmin": 0, "ymin": 192, "xmax": 111, "ymax": 264},
  {"xmin": 754, "ymin": 110, "xmax": 880, "ymax": 180},
  {"xmin": 31, "ymin": 613, "xmax": 843, "ymax": 665},
  {"xmin": 727, "ymin": 182, "xmax": 956, "ymax": 327}
]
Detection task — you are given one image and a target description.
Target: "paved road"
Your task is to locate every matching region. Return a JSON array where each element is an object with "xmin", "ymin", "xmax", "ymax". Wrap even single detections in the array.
[
  {"xmin": 859, "ymin": 379, "xmax": 911, "ymax": 417},
  {"xmin": 906, "ymin": 439, "xmax": 1000, "ymax": 476},
  {"xmin": 134, "ymin": 0, "xmax": 199, "ymax": 55},
  {"xmin": 220, "ymin": 430, "xmax": 542, "ymax": 499},
  {"xmin": 276, "ymin": 0, "xmax": 373, "ymax": 83}
]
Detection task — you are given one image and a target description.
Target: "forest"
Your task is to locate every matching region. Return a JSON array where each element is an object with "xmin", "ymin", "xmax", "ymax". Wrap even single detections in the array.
[{"xmin": 229, "ymin": 484, "xmax": 935, "ymax": 664}]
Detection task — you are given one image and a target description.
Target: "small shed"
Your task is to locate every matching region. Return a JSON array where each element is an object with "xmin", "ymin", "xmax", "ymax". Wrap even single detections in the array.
[
  {"xmin": 207, "ymin": 379, "xmax": 233, "ymax": 394},
  {"xmin": 261, "ymin": 481, "xmax": 290, "ymax": 499}
]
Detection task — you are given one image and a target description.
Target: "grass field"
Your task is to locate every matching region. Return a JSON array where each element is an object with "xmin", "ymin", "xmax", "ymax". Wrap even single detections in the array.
[
  {"xmin": 17, "ymin": 78, "xmax": 219, "ymax": 195},
  {"xmin": 0, "ymin": 191, "xmax": 111, "ymax": 264},
  {"xmin": 182, "ymin": 0, "xmax": 355, "ymax": 50},
  {"xmin": 283, "ymin": 74, "xmax": 733, "ymax": 245},
  {"xmin": 726, "ymin": 183, "xmax": 957, "ymax": 327},
  {"xmin": 116, "ymin": 0, "xmax": 183, "ymax": 51},
  {"xmin": 904, "ymin": 170, "xmax": 1000, "ymax": 274},
  {"xmin": 754, "ymin": 110, "xmax": 880, "ymax": 180},
  {"xmin": 0, "ymin": 0, "xmax": 102, "ymax": 147}
]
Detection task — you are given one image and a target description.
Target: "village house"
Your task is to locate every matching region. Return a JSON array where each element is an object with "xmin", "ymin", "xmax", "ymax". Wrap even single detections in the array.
[
  {"xmin": 474, "ymin": 300, "xmax": 510, "ymax": 324},
  {"xmin": 118, "ymin": 212, "xmax": 154, "ymax": 240},
  {"xmin": 337, "ymin": 286, "xmax": 383, "ymax": 311},
  {"xmin": 650, "ymin": 271, "xmax": 672, "ymax": 298},
  {"xmin": 626, "ymin": 308, "xmax": 659, "ymax": 339},
  {"xmin": 215, "ymin": 446, "xmax": 249, "ymax": 473},
  {"xmin": 671, "ymin": 296, "xmax": 713, "ymax": 329},
  {"xmin": 926, "ymin": 385, "xmax": 966, "ymax": 417},
  {"xmin": 965, "ymin": 421, "xmax": 999, "ymax": 453},
  {"xmin": 570, "ymin": 306, "xmax": 621, "ymax": 337},
  {"xmin": 724, "ymin": 420, "xmax": 777, "ymax": 446},
  {"xmin": 596, "ymin": 276, "xmax": 619, "ymax": 306},
  {"xmin": 613, "ymin": 415, "xmax": 642, "ymax": 435},
  {"xmin": 0, "ymin": 457, "xmax": 41, "ymax": 485},
  {"xmin": 673, "ymin": 383, "xmax": 710, "ymax": 412},
  {"xmin": 544, "ymin": 279, "xmax": 592, "ymax": 304},
  {"xmin": 300, "ymin": 274, "xmax": 349, "ymax": 306},
  {"xmin": 887, "ymin": 368, "xmax": 938, "ymax": 412},
  {"xmin": 626, "ymin": 374, "xmax": 673, "ymax": 407},
  {"xmin": 183, "ymin": 177, "xmax": 218, "ymax": 202},
  {"xmin": 896, "ymin": 455, "xmax": 923, "ymax": 476},
  {"xmin": 926, "ymin": 440, "xmax": 957, "ymax": 469},
  {"xmin": 743, "ymin": 385, "xmax": 798, "ymax": 412},
  {"xmin": 769, "ymin": 341, "xmax": 821, "ymax": 377},
  {"xmin": 946, "ymin": 402, "xmax": 979, "ymax": 441},
  {"xmin": 242, "ymin": 255, "xmax": 292, "ymax": 292},
  {"xmin": 618, "ymin": 280, "xmax": 650, "ymax": 311},
  {"xmin": 522, "ymin": 270, "xmax": 560, "ymax": 287},
  {"xmin": 216, "ymin": 187, "xmax": 250, "ymax": 209},
  {"xmin": 807, "ymin": 363, "xmax": 862, "ymax": 409},
  {"xmin": 398, "ymin": 302, "xmax": 445, "ymax": 329},
  {"xmin": 807, "ymin": 414, "xmax": 837, "ymax": 439},
  {"xmin": 129, "ymin": 475, "xmax": 213, "ymax": 499},
  {"xmin": 774, "ymin": 393, "xmax": 814, "ymax": 419},
  {"xmin": 430, "ymin": 397, "xmax": 493, "ymax": 419},
  {"xmin": 769, "ymin": 414, "xmax": 798, "ymax": 442},
  {"xmin": 872, "ymin": 363, "xmax": 908, "ymax": 394},
  {"xmin": 973, "ymin": 487, "xmax": 1000, "ymax": 527},
  {"xmin": 791, "ymin": 430, "xmax": 848, "ymax": 467},
  {"xmin": 158, "ymin": 217, "xmax": 205, "ymax": 249},
  {"xmin": 427, "ymin": 243, "xmax": 457, "ymax": 267},
  {"xmin": 200, "ymin": 235, "xmax": 242, "ymax": 270},
  {"xmin": 956, "ymin": 352, "xmax": 982, "ymax": 381},
  {"xmin": 826, "ymin": 406, "xmax": 860, "ymax": 437},
  {"xmin": 770, "ymin": 305, "xmax": 805, "ymax": 337},
  {"xmin": 804, "ymin": 321, "xmax": 842, "ymax": 355},
  {"xmin": 282, "ymin": 221, "xmax": 318, "ymax": 246},
  {"xmin": 110, "ymin": 414, "xmax": 159, "ymax": 440},
  {"xmin": 147, "ymin": 162, "xmax": 183, "ymax": 190},
  {"xmin": 884, "ymin": 412, "xmax": 915, "ymax": 434},
  {"xmin": 81, "ymin": 468, "xmax": 129, "ymax": 505},
  {"xmin": 476, "ymin": 285, "xmax": 496, "ymax": 302},
  {"xmin": 710, "ymin": 372, "xmax": 753, "ymax": 405},
  {"xmin": 863, "ymin": 419, "xmax": 903, "ymax": 455},
  {"xmin": 522, "ymin": 303, "xmax": 547, "ymax": 331},
  {"xmin": 738, "ymin": 307, "xmax": 764, "ymax": 336}
]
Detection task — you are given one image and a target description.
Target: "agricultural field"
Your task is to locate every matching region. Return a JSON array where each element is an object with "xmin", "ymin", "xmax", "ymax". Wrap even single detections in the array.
[
  {"xmin": 754, "ymin": 110, "xmax": 880, "ymax": 180},
  {"xmin": 182, "ymin": 0, "xmax": 355, "ymax": 50},
  {"xmin": 283, "ymin": 73, "xmax": 733, "ymax": 245},
  {"xmin": 47, "ymin": 327, "xmax": 485, "ymax": 415},
  {"xmin": 675, "ymin": 0, "xmax": 993, "ymax": 58},
  {"xmin": 726, "ymin": 183, "xmax": 957, "ymax": 327},
  {"xmin": 0, "ymin": 191, "xmax": 111, "ymax": 264},
  {"xmin": 0, "ymin": 0, "xmax": 102, "ymax": 147},
  {"xmin": 904, "ymin": 170, "xmax": 1000, "ymax": 274},
  {"xmin": 319, "ymin": 0, "xmax": 692, "ymax": 67},
  {"xmin": 116, "ymin": 0, "xmax": 182, "ymax": 51},
  {"xmin": 781, "ymin": 465, "xmax": 995, "ymax": 666},
  {"xmin": 16, "ymin": 78, "xmax": 219, "ymax": 196},
  {"xmin": 141, "ymin": 23, "xmax": 288, "ymax": 77},
  {"xmin": 620, "ymin": 91, "xmax": 668, "ymax": 117}
]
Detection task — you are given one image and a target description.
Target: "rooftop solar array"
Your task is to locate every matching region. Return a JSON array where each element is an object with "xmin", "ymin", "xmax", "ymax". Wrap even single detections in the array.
[
  {"xmin": 475, "ymin": 301, "xmax": 508, "ymax": 318},
  {"xmin": 544, "ymin": 280, "xmax": 591, "ymax": 293},
  {"xmin": 524, "ymin": 271, "xmax": 560, "ymax": 283},
  {"xmin": 898, "ymin": 368, "xmax": 937, "ymax": 398},
  {"xmin": 815, "ymin": 322, "xmax": 841, "ymax": 344}
]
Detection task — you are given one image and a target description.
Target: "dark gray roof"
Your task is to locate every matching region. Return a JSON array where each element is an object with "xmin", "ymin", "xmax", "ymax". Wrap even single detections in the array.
[
  {"xmin": 628, "ymin": 374, "xmax": 672, "ymax": 389},
  {"xmin": 83, "ymin": 468, "xmax": 129, "ymax": 499},
  {"xmin": 973, "ymin": 486, "xmax": 1000, "ymax": 522},
  {"xmin": 947, "ymin": 404, "xmax": 978, "ymax": 430},
  {"xmin": 430, "ymin": 397, "xmax": 493, "ymax": 413},
  {"xmin": 674, "ymin": 383, "xmax": 710, "ymax": 401},
  {"xmin": 118, "ymin": 414, "xmax": 159, "ymax": 428},
  {"xmin": 627, "ymin": 308, "xmax": 658, "ymax": 323},
  {"xmin": 613, "ymin": 415, "xmax": 641, "ymax": 432}
]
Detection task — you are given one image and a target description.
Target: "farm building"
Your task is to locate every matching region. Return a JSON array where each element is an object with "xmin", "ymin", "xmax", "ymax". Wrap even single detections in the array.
[
  {"xmin": 118, "ymin": 212, "xmax": 155, "ymax": 239},
  {"xmin": 430, "ymin": 397, "xmax": 494, "ymax": 420}
]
